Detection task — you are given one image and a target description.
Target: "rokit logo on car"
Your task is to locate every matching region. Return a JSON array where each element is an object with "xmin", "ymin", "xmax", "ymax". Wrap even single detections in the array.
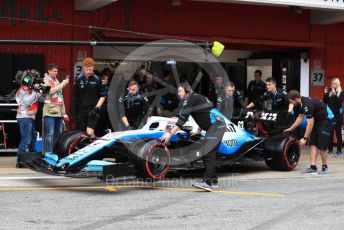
[
  {"xmin": 245, "ymin": 111, "xmax": 277, "ymax": 121},
  {"xmin": 260, "ymin": 112, "xmax": 277, "ymax": 121}
]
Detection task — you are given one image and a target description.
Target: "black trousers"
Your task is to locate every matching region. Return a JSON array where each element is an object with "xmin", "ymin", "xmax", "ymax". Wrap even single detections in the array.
[
  {"xmin": 202, "ymin": 120, "xmax": 226, "ymax": 185},
  {"xmin": 76, "ymin": 110, "xmax": 98, "ymax": 132},
  {"xmin": 329, "ymin": 114, "xmax": 343, "ymax": 153}
]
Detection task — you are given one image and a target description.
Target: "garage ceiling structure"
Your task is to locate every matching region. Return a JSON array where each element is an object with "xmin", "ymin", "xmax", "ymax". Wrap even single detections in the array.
[
  {"xmin": 193, "ymin": 0, "xmax": 344, "ymax": 24},
  {"xmin": 74, "ymin": 0, "xmax": 344, "ymax": 25},
  {"xmin": 74, "ymin": 0, "xmax": 117, "ymax": 11}
]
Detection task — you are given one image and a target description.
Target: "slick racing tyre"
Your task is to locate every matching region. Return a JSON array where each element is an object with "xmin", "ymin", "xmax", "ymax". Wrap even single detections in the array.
[
  {"xmin": 53, "ymin": 130, "xmax": 92, "ymax": 159},
  {"xmin": 134, "ymin": 140, "xmax": 171, "ymax": 181},
  {"xmin": 264, "ymin": 135, "xmax": 300, "ymax": 171}
]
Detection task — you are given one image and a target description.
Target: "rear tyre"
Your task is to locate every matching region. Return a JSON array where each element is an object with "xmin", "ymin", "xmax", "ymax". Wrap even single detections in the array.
[
  {"xmin": 53, "ymin": 130, "xmax": 92, "ymax": 159},
  {"xmin": 264, "ymin": 136, "xmax": 300, "ymax": 171},
  {"xmin": 134, "ymin": 140, "xmax": 171, "ymax": 181}
]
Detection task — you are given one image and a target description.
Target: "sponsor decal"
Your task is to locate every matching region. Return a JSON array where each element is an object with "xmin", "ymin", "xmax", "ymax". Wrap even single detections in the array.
[{"xmin": 224, "ymin": 139, "xmax": 238, "ymax": 147}]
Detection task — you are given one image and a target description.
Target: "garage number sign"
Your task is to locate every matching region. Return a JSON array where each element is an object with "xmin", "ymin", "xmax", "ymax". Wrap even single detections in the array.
[{"xmin": 311, "ymin": 69, "xmax": 325, "ymax": 86}]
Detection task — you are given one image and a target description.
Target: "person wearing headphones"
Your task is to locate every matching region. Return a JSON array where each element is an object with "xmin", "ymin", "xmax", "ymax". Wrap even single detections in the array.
[{"xmin": 160, "ymin": 82, "xmax": 226, "ymax": 192}]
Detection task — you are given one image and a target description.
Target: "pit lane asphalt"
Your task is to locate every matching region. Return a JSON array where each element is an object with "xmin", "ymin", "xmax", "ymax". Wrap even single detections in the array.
[{"xmin": 1, "ymin": 147, "xmax": 344, "ymax": 230}]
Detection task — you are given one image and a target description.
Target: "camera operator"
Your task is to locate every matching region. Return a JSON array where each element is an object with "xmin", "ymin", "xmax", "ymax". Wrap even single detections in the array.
[
  {"xmin": 323, "ymin": 78, "xmax": 344, "ymax": 157},
  {"xmin": 15, "ymin": 70, "xmax": 42, "ymax": 168},
  {"xmin": 72, "ymin": 58, "xmax": 106, "ymax": 138},
  {"xmin": 42, "ymin": 63, "xmax": 70, "ymax": 153}
]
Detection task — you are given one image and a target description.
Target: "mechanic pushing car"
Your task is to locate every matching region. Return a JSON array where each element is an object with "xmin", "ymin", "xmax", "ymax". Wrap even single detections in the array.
[
  {"xmin": 160, "ymin": 82, "xmax": 226, "ymax": 192},
  {"xmin": 118, "ymin": 80, "xmax": 150, "ymax": 130},
  {"xmin": 284, "ymin": 90, "xmax": 334, "ymax": 175},
  {"xmin": 247, "ymin": 77, "xmax": 293, "ymax": 112},
  {"xmin": 72, "ymin": 58, "xmax": 106, "ymax": 138}
]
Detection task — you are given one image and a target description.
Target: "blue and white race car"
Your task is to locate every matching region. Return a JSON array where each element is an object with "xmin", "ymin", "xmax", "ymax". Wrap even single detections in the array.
[{"xmin": 23, "ymin": 110, "xmax": 300, "ymax": 181}]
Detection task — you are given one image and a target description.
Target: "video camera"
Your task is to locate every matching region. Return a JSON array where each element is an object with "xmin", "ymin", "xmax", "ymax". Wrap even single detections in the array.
[{"xmin": 14, "ymin": 69, "xmax": 50, "ymax": 94}]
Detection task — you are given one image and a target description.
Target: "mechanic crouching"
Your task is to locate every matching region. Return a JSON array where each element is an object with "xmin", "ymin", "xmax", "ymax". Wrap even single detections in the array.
[
  {"xmin": 118, "ymin": 80, "xmax": 150, "ymax": 130},
  {"xmin": 160, "ymin": 82, "xmax": 226, "ymax": 192}
]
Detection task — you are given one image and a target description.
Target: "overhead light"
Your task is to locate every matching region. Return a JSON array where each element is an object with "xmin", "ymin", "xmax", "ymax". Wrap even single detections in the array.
[
  {"xmin": 211, "ymin": 41, "xmax": 225, "ymax": 57},
  {"xmin": 166, "ymin": 59, "xmax": 177, "ymax": 65}
]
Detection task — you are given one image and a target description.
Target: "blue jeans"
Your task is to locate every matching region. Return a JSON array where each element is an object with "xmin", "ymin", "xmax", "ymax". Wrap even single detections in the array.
[
  {"xmin": 17, "ymin": 118, "xmax": 37, "ymax": 163},
  {"xmin": 44, "ymin": 116, "xmax": 63, "ymax": 153}
]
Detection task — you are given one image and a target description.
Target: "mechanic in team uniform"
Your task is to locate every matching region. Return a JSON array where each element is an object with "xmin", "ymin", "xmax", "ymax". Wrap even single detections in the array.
[
  {"xmin": 246, "ymin": 77, "xmax": 293, "ymax": 112},
  {"xmin": 161, "ymin": 82, "xmax": 226, "ymax": 192},
  {"xmin": 217, "ymin": 81, "xmax": 245, "ymax": 120},
  {"xmin": 284, "ymin": 90, "xmax": 334, "ymax": 174},
  {"xmin": 118, "ymin": 80, "xmax": 150, "ymax": 130},
  {"xmin": 72, "ymin": 58, "xmax": 106, "ymax": 138},
  {"xmin": 245, "ymin": 70, "xmax": 266, "ymax": 109}
]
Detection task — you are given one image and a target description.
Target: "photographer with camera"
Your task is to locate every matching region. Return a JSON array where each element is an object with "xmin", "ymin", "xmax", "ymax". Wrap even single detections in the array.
[
  {"xmin": 42, "ymin": 63, "xmax": 70, "ymax": 153},
  {"xmin": 15, "ymin": 69, "xmax": 42, "ymax": 168},
  {"xmin": 72, "ymin": 58, "xmax": 106, "ymax": 138},
  {"xmin": 323, "ymin": 78, "xmax": 344, "ymax": 157}
]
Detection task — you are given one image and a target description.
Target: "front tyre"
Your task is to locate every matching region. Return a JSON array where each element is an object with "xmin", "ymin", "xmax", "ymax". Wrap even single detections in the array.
[
  {"xmin": 134, "ymin": 140, "xmax": 171, "ymax": 181},
  {"xmin": 53, "ymin": 130, "xmax": 93, "ymax": 159}
]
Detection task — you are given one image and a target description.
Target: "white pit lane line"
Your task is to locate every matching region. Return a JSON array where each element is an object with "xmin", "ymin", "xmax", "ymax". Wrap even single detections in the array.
[{"xmin": 0, "ymin": 176, "xmax": 66, "ymax": 180}]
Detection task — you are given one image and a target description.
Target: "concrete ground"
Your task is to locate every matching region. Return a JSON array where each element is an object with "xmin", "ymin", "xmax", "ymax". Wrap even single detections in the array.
[{"xmin": 0, "ymin": 147, "xmax": 343, "ymax": 229}]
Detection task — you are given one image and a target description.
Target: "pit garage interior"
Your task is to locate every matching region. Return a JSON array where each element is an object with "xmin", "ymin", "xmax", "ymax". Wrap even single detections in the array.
[{"xmin": 1, "ymin": 0, "xmax": 344, "ymax": 151}]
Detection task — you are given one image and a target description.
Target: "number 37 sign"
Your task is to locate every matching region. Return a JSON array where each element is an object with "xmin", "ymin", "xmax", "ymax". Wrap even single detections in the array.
[{"xmin": 311, "ymin": 69, "xmax": 324, "ymax": 86}]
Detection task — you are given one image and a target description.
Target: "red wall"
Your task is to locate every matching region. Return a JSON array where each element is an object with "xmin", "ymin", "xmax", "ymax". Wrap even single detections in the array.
[
  {"xmin": 0, "ymin": 0, "xmax": 92, "ymax": 124},
  {"xmin": 94, "ymin": 0, "xmax": 310, "ymax": 42},
  {"xmin": 309, "ymin": 23, "xmax": 344, "ymax": 99}
]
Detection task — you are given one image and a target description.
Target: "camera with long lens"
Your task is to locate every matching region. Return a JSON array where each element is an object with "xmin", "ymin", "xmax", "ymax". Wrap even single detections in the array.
[{"xmin": 14, "ymin": 69, "xmax": 50, "ymax": 94}]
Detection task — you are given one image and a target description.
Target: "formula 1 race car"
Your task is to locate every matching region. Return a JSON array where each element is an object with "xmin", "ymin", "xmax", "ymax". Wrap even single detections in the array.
[{"xmin": 23, "ymin": 109, "xmax": 300, "ymax": 181}]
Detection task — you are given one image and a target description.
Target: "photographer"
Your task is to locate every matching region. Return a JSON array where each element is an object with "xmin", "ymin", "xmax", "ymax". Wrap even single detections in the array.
[
  {"xmin": 323, "ymin": 78, "xmax": 344, "ymax": 157},
  {"xmin": 42, "ymin": 63, "xmax": 69, "ymax": 153},
  {"xmin": 15, "ymin": 70, "xmax": 42, "ymax": 168}
]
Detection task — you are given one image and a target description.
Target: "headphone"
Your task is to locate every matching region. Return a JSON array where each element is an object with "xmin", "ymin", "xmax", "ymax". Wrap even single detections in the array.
[{"xmin": 179, "ymin": 81, "xmax": 193, "ymax": 94}]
